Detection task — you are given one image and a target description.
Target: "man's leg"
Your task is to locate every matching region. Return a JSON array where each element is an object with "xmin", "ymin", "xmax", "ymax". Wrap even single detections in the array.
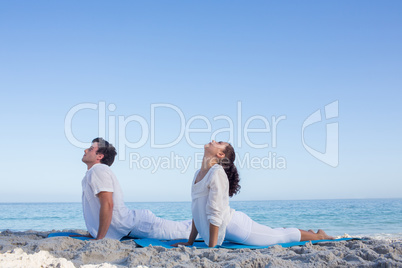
[
  {"xmin": 129, "ymin": 209, "xmax": 191, "ymax": 240},
  {"xmin": 150, "ymin": 216, "xmax": 192, "ymax": 240}
]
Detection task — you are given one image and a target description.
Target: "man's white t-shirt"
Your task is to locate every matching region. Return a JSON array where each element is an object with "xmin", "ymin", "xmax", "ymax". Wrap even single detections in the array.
[{"xmin": 82, "ymin": 163, "xmax": 135, "ymax": 240}]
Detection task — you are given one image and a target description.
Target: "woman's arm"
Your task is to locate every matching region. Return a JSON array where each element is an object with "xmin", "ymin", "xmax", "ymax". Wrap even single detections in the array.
[
  {"xmin": 209, "ymin": 223, "xmax": 219, "ymax": 247},
  {"xmin": 172, "ymin": 219, "xmax": 198, "ymax": 247},
  {"xmin": 206, "ymin": 168, "xmax": 228, "ymax": 241},
  {"xmin": 187, "ymin": 219, "xmax": 198, "ymax": 245}
]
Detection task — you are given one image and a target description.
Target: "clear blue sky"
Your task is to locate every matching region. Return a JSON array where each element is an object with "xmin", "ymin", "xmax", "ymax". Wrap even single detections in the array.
[{"xmin": 1, "ymin": 1, "xmax": 401, "ymax": 202}]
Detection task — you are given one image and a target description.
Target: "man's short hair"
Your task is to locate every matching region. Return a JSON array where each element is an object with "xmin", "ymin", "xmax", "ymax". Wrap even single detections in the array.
[{"xmin": 92, "ymin": 137, "xmax": 117, "ymax": 166}]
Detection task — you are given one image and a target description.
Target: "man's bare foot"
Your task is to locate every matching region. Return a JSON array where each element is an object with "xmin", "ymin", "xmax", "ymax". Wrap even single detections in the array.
[{"xmin": 317, "ymin": 229, "xmax": 334, "ymax": 240}]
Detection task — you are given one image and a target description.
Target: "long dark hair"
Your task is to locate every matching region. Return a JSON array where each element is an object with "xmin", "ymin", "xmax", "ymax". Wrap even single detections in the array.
[{"xmin": 218, "ymin": 143, "xmax": 241, "ymax": 197}]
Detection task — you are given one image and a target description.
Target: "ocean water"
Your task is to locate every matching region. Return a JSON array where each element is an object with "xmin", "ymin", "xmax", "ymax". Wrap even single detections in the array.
[{"xmin": 1, "ymin": 199, "xmax": 401, "ymax": 239}]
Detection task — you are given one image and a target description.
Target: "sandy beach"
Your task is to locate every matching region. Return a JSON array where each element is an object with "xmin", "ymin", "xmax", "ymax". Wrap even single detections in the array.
[{"xmin": 0, "ymin": 230, "xmax": 401, "ymax": 267}]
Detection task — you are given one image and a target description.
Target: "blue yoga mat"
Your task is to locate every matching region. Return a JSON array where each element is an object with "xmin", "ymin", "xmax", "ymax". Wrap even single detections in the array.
[
  {"xmin": 47, "ymin": 232, "xmax": 94, "ymax": 241},
  {"xmin": 134, "ymin": 237, "xmax": 359, "ymax": 249},
  {"xmin": 47, "ymin": 232, "xmax": 359, "ymax": 249},
  {"xmin": 47, "ymin": 232, "xmax": 133, "ymax": 241}
]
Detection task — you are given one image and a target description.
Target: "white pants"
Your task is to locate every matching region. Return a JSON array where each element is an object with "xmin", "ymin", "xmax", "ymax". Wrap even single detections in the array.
[
  {"xmin": 128, "ymin": 209, "xmax": 192, "ymax": 240},
  {"xmin": 225, "ymin": 211, "xmax": 301, "ymax": 246}
]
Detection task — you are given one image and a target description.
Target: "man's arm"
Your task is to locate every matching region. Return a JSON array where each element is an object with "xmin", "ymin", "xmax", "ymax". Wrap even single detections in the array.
[{"xmin": 96, "ymin": 191, "xmax": 114, "ymax": 240}]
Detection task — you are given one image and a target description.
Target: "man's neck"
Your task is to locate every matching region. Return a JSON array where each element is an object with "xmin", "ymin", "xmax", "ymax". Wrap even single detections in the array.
[{"xmin": 86, "ymin": 162, "xmax": 100, "ymax": 170}]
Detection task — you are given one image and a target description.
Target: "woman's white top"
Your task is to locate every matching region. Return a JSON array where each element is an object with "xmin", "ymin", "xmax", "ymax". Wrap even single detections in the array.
[{"xmin": 191, "ymin": 164, "xmax": 234, "ymax": 246}]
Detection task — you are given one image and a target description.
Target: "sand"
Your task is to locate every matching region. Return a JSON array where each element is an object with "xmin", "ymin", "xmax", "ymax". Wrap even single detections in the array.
[{"xmin": 0, "ymin": 230, "xmax": 401, "ymax": 267}]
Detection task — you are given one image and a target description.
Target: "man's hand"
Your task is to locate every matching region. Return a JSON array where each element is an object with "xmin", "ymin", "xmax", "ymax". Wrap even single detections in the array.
[
  {"xmin": 172, "ymin": 241, "xmax": 193, "ymax": 247},
  {"xmin": 96, "ymin": 191, "xmax": 114, "ymax": 240}
]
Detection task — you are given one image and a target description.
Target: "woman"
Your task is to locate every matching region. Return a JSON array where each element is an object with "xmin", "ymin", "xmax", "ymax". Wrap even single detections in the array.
[{"xmin": 174, "ymin": 140, "xmax": 334, "ymax": 247}]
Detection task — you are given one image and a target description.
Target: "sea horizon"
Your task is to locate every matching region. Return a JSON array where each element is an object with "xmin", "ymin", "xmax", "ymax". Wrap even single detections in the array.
[
  {"xmin": 1, "ymin": 198, "xmax": 402, "ymax": 239},
  {"xmin": 1, "ymin": 197, "xmax": 401, "ymax": 204}
]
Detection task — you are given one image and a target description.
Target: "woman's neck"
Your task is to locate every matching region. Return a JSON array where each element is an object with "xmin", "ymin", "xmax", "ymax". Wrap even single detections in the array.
[
  {"xmin": 194, "ymin": 156, "xmax": 219, "ymax": 184},
  {"xmin": 200, "ymin": 156, "xmax": 218, "ymax": 172}
]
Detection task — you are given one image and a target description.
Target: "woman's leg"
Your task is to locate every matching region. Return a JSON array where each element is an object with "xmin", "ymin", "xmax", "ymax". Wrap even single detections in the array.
[
  {"xmin": 244, "ymin": 221, "xmax": 301, "ymax": 246},
  {"xmin": 226, "ymin": 211, "xmax": 334, "ymax": 246},
  {"xmin": 225, "ymin": 211, "xmax": 301, "ymax": 246},
  {"xmin": 225, "ymin": 211, "xmax": 253, "ymax": 244}
]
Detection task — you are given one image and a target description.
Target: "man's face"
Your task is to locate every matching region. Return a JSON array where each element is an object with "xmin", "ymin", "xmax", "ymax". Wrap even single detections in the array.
[{"xmin": 82, "ymin": 142, "xmax": 103, "ymax": 165}]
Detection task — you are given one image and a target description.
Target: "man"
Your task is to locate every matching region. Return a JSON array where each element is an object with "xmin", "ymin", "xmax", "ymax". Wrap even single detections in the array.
[{"xmin": 81, "ymin": 137, "xmax": 191, "ymax": 240}]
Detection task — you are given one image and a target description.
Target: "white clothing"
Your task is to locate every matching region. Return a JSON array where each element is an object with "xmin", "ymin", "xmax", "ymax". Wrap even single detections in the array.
[
  {"xmin": 191, "ymin": 164, "xmax": 234, "ymax": 246},
  {"xmin": 82, "ymin": 164, "xmax": 135, "ymax": 240},
  {"xmin": 82, "ymin": 164, "xmax": 191, "ymax": 240},
  {"xmin": 128, "ymin": 209, "xmax": 191, "ymax": 240},
  {"xmin": 225, "ymin": 211, "xmax": 301, "ymax": 246},
  {"xmin": 191, "ymin": 164, "xmax": 301, "ymax": 247}
]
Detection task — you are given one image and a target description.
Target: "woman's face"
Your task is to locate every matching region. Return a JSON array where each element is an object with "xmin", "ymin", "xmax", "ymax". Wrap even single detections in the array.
[{"xmin": 204, "ymin": 140, "xmax": 229, "ymax": 158}]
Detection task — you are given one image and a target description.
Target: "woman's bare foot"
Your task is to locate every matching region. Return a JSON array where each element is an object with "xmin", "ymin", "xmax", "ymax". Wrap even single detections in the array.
[{"xmin": 317, "ymin": 229, "xmax": 334, "ymax": 240}]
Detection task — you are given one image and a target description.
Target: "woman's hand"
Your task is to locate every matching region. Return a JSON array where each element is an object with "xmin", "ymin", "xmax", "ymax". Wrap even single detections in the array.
[
  {"xmin": 69, "ymin": 234, "xmax": 94, "ymax": 239},
  {"xmin": 172, "ymin": 220, "xmax": 198, "ymax": 247},
  {"xmin": 171, "ymin": 241, "xmax": 193, "ymax": 247}
]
